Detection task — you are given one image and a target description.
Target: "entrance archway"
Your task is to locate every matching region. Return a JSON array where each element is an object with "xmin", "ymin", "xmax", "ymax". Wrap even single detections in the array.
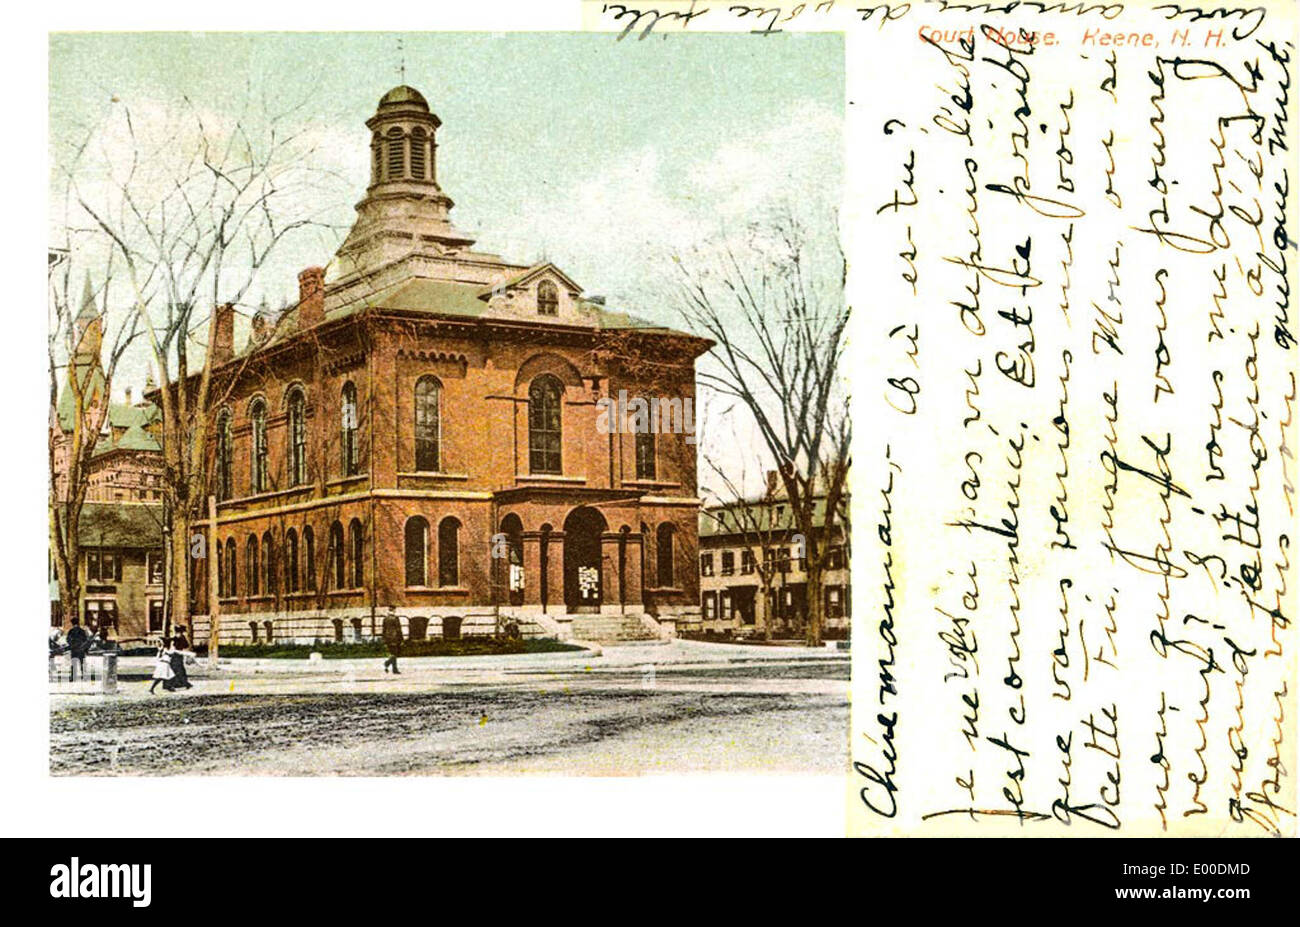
[
  {"xmin": 500, "ymin": 514, "xmax": 524, "ymax": 607},
  {"xmin": 563, "ymin": 506, "xmax": 607, "ymax": 613}
]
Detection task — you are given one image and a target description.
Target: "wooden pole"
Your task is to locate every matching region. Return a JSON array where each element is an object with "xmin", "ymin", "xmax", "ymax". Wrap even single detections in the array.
[{"xmin": 208, "ymin": 493, "xmax": 220, "ymax": 666}]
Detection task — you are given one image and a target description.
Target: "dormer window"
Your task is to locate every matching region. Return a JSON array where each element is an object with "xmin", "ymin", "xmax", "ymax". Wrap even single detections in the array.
[{"xmin": 537, "ymin": 280, "xmax": 558, "ymax": 316}]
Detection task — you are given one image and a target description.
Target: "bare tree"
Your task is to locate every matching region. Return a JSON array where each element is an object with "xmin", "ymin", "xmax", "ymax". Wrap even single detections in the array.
[
  {"xmin": 48, "ymin": 245, "xmax": 142, "ymax": 633},
  {"xmin": 700, "ymin": 439, "xmax": 789, "ymax": 641},
  {"xmin": 59, "ymin": 88, "xmax": 348, "ymax": 641},
  {"xmin": 673, "ymin": 210, "xmax": 850, "ymax": 646}
]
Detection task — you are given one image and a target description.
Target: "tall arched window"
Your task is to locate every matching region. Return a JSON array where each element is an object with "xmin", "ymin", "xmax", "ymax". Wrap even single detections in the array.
[
  {"xmin": 386, "ymin": 128, "xmax": 405, "ymax": 179},
  {"xmin": 409, "ymin": 127, "xmax": 427, "ymax": 179},
  {"xmin": 414, "ymin": 376, "xmax": 441, "ymax": 472},
  {"xmin": 246, "ymin": 534, "xmax": 260, "ymax": 596},
  {"xmin": 349, "ymin": 518, "xmax": 364, "ymax": 588},
  {"xmin": 216, "ymin": 538, "xmax": 225, "ymax": 598},
  {"xmin": 250, "ymin": 399, "xmax": 268, "ymax": 493},
  {"xmin": 537, "ymin": 280, "xmax": 558, "ymax": 316},
  {"xmin": 287, "ymin": 387, "xmax": 307, "ymax": 486},
  {"xmin": 285, "ymin": 528, "xmax": 299, "ymax": 594},
  {"xmin": 225, "ymin": 537, "xmax": 237, "ymax": 597},
  {"xmin": 405, "ymin": 516, "xmax": 429, "ymax": 587},
  {"xmin": 438, "ymin": 517, "xmax": 461, "ymax": 587},
  {"xmin": 341, "ymin": 382, "xmax": 359, "ymax": 477},
  {"xmin": 656, "ymin": 523, "xmax": 676, "ymax": 587},
  {"xmin": 216, "ymin": 410, "xmax": 233, "ymax": 501},
  {"xmin": 635, "ymin": 416, "xmax": 656, "ymax": 480},
  {"xmin": 328, "ymin": 521, "xmax": 345, "ymax": 590},
  {"xmin": 263, "ymin": 530, "xmax": 277, "ymax": 595},
  {"xmin": 302, "ymin": 526, "xmax": 315, "ymax": 591},
  {"xmin": 528, "ymin": 375, "xmax": 562, "ymax": 474}
]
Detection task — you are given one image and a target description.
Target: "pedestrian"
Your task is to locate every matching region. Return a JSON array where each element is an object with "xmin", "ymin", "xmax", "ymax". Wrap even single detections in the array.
[
  {"xmin": 66, "ymin": 618, "xmax": 90, "ymax": 682},
  {"xmin": 150, "ymin": 639, "xmax": 174, "ymax": 694},
  {"xmin": 169, "ymin": 633, "xmax": 193, "ymax": 690},
  {"xmin": 382, "ymin": 609, "xmax": 402, "ymax": 674}
]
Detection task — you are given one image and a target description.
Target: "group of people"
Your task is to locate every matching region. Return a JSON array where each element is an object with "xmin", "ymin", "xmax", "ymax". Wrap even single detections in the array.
[
  {"xmin": 150, "ymin": 630, "xmax": 195, "ymax": 694},
  {"xmin": 48, "ymin": 618, "xmax": 103, "ymax": 682}
]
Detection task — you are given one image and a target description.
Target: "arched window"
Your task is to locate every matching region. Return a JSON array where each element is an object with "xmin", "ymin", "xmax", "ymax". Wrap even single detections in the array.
[
  {"xmin": 250, "ymin": 399, "xmax": 268, "ymax": 494},
  {"xmin": 224, "ymin": 537, "xmax": 237, "ymax": 597},
  {"xmin": 285, "ymin": 528, "xmax": 299, "ymax": 594},
  {"xmin": 405, "ymin": 516, "xmax": 429, "ymax": 587},
  {"xmin": 409, "ymin": 128, "xmax": 427, "ymax": 179},
  {"xmin": 341, "ymin": 382, "xmax": 359, "ymax": 477},
  {"xmin": 302, "ymin": 526, "xmax": 315, "ymax": 592},
  {"xmin": 635, "ymin": 418, "xmax": 656, "ymax": 480},
  {"xmin": 287, "ymin": 387, "xmax": 307, "ymax": 486},
  {"xmin": 656, "ymin": 523, "xmax": 676, "ymax": 587},
  {"xmin": 349, "ymin": 518, "xmax": 364, "ymax": 588},
  {"xmin": 537, "ymin": 280, "xmax": 558, "ymax": 316},
  {"xmin": 263, "ymin": 530, "xmax": 277, "ymax": 596},
  {"xmin": 328, "ymin": 521, "xmax": 345, "ymax": 590},
  {"xmin": 386, "ymin": 128, "xmax": 405, "ymax": 179},
  {"xmin": 216, "ymin": 538, "xmax": 225, "ymax": 598},
  {"xmin": 215, "ymin": 410, "xmax": 233, "ymax": 501},
  {"xmin": 438, "ymin": 517, "xmax": 461, "ymax": 587},
  {"xmin": 528, "ymin": 375, "xmax": 562, "ymax": 474},
  {"xmin": 246, "ymin": 534, "xmax": 260, "ymax": 596},
  {"xmin": 414, "ymin": 376, "xmax": 441, "ymax": 472}
]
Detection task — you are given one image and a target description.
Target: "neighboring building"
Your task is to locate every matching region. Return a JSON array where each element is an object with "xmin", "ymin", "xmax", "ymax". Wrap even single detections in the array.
[
  {"xmin": 698, "ymin": 494, "xmax": 850, "ymax": 638},
  {"xmin": 67, "ymin": 502, "xmax": 165, "ymax": 642},
  {"xmin": 176, "ymin": 86, "xmax": 710, "ymax": 645},
  {"xmin": 50, "ymin": 278, "xmax": 166, "ymax": 639},
  {"xmin": 52, "ymin": 280, "xmax": 165, "ymax": 505},
  {"xmin": 85, "ymin": 396, "xmax": 165, "ymax": 503}
]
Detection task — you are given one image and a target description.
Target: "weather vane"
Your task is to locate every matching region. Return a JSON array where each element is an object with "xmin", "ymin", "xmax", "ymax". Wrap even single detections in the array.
[{"xmin": 397, "ymin": 37, "xmax": 406, "ymax": 84}]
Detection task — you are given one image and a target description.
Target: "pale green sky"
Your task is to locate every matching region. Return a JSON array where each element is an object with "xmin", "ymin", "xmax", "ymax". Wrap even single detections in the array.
[{"xmin": 51, "ymin": 31, "xmax": 841, "ymax": 306}]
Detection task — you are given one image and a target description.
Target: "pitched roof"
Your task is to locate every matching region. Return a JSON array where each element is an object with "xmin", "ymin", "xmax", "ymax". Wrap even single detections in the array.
[
  {"xmin": 699, "ymin": 496, "xmax": 843, "ymax": 538},
  {"xmin": 77, "ymin": 502, "xmax": 163, "ymax": 548},
  {"xmin": 326, "ymin": 276, "xmax": 691, "ymax": 336},
  {"xmin": 97, "ymin": 421, "xmax": 160, "ymax": 455},
  {"xmin": 476, "ymin": 262, "xmax": 583, "ymax": 299}
]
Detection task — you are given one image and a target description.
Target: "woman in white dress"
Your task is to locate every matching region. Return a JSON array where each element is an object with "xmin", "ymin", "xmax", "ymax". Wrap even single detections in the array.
[{"xmin": 149, "ymin": 639, "xmax": 174, "ymax": 694}]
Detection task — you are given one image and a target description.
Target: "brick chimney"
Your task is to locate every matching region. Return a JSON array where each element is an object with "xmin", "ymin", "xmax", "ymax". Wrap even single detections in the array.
[
  {"xmin": 297, "ymin": 266, "xmax": 325, "ymax": 329},
  {"xmin": 212, "ymin": 303, "xmax": 235, "ymax": 366}
]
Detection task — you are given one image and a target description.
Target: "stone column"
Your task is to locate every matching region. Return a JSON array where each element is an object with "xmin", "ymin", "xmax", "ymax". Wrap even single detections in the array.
[
  {"xmin": 623, "ymin": 533, "xmax": 644, "ymax": 609},
  {"xmin": 522, "ymin": 532, "xmax": 543, "ymax": 607},
  {"xmin": 601, "ymin": 532, "xmax": 622, "ymax": 613},
  {"xmin": 545, "ymin": 531, "xmax": 565, "ymax": 613}
]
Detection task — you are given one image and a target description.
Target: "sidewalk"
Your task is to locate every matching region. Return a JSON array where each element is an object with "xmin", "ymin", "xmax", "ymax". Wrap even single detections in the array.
[
  {"xmin": 112, "ymin": 638, "xmax": 843, "ymax": 677},
  {"xmin": 54, "ymin": 639, "xmax": 848, "ymax": 704}
]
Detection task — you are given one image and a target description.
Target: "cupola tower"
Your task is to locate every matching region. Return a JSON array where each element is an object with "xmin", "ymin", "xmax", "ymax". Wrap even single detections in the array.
[{"xmin": 332, "ymin": 86, "xmax": 476, "ymax": 281}]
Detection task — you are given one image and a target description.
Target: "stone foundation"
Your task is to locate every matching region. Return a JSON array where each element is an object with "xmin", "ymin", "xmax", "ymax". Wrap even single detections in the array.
[{"xmin": 191, "ymin": 607, "xmax": 552, "ymax": 646}]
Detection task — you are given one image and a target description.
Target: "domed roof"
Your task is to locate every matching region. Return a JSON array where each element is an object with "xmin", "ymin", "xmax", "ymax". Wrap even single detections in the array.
[{"xmin": 378, "ymin": 85, "xmax": 428, "ymax": 109}]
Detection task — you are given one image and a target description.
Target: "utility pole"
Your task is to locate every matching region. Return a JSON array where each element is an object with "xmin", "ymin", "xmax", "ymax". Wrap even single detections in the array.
[{"xmin": 208, "ymin": 493, "xmax": 220, "ymax": 665}]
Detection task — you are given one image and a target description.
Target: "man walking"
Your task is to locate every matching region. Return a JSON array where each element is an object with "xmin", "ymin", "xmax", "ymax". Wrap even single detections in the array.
[
  {"xmin": 66, "ymin": 618, "xmax": 90, "ymax": 682},
  {"xmin": 382, "ymin": 609, "xmax": 402, "ymax": 675}
]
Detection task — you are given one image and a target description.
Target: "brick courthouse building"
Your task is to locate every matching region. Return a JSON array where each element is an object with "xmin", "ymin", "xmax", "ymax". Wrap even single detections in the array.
[{"xmin": 186, "ymin": 86, "xmax": 710, "ymax": 644}]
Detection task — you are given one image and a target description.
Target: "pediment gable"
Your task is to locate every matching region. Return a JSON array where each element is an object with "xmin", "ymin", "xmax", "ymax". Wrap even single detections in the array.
[{"xmin": 477, "ymin": 262, "xmax": 592, "ymax": 325}]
